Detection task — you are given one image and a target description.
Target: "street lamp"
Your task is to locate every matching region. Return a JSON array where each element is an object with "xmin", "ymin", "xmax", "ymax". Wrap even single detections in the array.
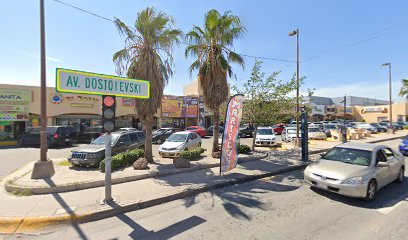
[
  {"xmin": 289, "ymin": 29, "xmax": 300, "ymax": 146},
  {"xmin": 381, "ymin": 62, "xmax": 394, "ymax": 134}
]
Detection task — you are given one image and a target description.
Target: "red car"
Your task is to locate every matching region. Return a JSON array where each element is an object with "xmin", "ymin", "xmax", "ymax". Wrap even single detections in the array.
[
  {"xmin": 186, "ymin": 126, "xmax": 207, "ymax": 137},
  {"xmin": 272, "ymin": 124, "xmax": 285, "ymax": 135}
]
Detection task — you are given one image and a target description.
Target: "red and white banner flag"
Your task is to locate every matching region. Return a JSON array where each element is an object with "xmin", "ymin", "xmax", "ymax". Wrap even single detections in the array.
[{"xmin": 220, "ymin": 94, "xmax": 244, "ymax": 173}]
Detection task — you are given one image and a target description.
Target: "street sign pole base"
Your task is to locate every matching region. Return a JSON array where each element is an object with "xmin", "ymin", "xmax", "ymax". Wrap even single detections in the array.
[
  {"xmin": 31, "ymin": 160, "xmax": 55, "ymax": 179},
  {"xmin": 100, "ymin": 197, "xmax": 117, "ymax": 205}
]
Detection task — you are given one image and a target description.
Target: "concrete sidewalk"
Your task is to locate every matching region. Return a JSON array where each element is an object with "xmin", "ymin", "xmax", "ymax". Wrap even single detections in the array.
[{"xmin": 0, "ymin": 150, "xmax": 308, "ymax": 234}]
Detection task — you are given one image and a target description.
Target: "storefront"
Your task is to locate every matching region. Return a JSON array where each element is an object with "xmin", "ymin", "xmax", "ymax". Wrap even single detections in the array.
[
  {"xmin": 354, "ymin": 102, "xmax": 408, "ymax": 123},
  {"xmin": 0, "ymin": 89, "xmax": 31, "ymax": 145}
]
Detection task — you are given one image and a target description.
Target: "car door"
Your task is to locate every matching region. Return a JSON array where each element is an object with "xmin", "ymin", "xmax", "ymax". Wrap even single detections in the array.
[
  {"xmin": 382, "ymin": 148, "xmax": 401, "ymax": 181},
  {"xmin": 114, "ymin": 134, "xmax": 132, "ymax": 154},
  {"xmin": 374, "ymin": 149, "xmax": 392, "ymax": 188},
  {"xmin": 186, "ymin": 133, "xmax": 195, "ymax": 150},
  {"xmin": 129, "ymin": 133, "xmax": 140, "ymax": 150}
]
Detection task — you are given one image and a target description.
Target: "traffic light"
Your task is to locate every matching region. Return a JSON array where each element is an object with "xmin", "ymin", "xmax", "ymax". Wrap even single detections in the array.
[{"xmin": 102, "ymin": 95, "xmax": 116, "ymax": 133}]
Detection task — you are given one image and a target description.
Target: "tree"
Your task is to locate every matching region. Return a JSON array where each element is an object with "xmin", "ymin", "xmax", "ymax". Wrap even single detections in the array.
[
  {"xmin": 185, "ymin": 9, "xmax": 245, "ymax": 153},
  {"xmin": 399, "ymin": 79, "xmax": 408, "ymax": 98},
  {"xmin": 233, "ymin": 60, "xmax": 297, "ymax": 150},
  {"xmin": 113, "ymin": 7, "xmax": 182, "ymax": 162}
]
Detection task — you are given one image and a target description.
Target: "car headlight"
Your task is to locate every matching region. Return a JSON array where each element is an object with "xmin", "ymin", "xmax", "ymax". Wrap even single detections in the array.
[
  {"xmin": 342, "ymin": 176, "xmax": 363, "ymax": 185},
  {"xmin": 87, "ymin": 153, "xmax": 97, "ymax": 158}
]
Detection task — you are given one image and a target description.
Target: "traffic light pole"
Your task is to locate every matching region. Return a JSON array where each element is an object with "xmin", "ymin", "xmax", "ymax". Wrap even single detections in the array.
[{"xmin": 104, "ymin": 132, "xmax": 113, "ymax": 203}]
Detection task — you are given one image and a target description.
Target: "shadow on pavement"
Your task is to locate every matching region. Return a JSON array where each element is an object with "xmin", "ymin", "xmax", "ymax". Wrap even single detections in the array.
[
  {"xmin": 44, "ymin": 178, "xmax": 89, "ymax": 240},
  {"xmin": 310, "ymin": 176, "xmax": 408, "ymax": 209},
  {"xmin": 154, "ymin": 162, "xmax": 303, "ymax": 220},
  {"xmin": 107, "ymin": 201, "xmax": 206, "ymax": 240}
]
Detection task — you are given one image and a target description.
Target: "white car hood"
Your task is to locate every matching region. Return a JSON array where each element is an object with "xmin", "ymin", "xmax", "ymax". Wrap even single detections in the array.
[{"xmin": 161, "ymin": 141, "xmax": 184, "ymax": 149}]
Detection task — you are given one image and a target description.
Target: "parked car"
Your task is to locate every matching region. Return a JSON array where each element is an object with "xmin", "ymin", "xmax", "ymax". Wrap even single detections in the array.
[
  {"xmin": 20, "ymin": 126, "xmax": 78, "ymax": 147},
  {"xmin": 254, "ymin": 127, "xmax": 276, "ymax": 146},
  {"xmin": 308, "ymin": 127, "xmax": 327, "ymax": 140},
  {"xmin": 397, "ymin": 121, "xmax": 408, "ymax": 126},
  {"xmin": 218, "ymin": 133, "xmax": 241, "ymax": 148},
  {"xmin": 379, "ymin": 121, "xmax": 401, "ymax": 130},
  {"xmin": 313, "ymin": 122, "xmax": 324, "ymax": 129},
  {"xmin": 152, "ymin": 128, "xmax": 181, "ymax": 144},
  {"xmin": 398, "ymin": 135, "xmax": 408, "ymax": 156},
  {"xmin": 78, "ymin": 126, "xmax": 103, "ymax": 143},
  {"xmin": 119, "ymin": 128, "xmax": 138, "ymax": 132},
  {"xmin": 68, "ymin": 130, "xmax": 145, "ymax": 167},
  {"xmin": 282, "ymin": 126, "xmax": 300, "ymax": 142},
  {"xmin": 239, "ymin": 124, "xmax": 255, "ymax": 138},
  {"xmin": 272, "ymin": 124, "xmax": 285, "ymax": 135},
  {"xmin": 304, "ymin": 143, "xmax": 405, "ymax": 201},
  {"xmin": 206, "ymin": 126, "xmax": 224, "ymax": 136},
  {"xmin": 320, "ymin": 124, "xmax": 338, "ymax": 137},
  {"xmin": 392, "ymin": 122, "xmax": 404, "ymax": 130},
  {"xmin": 185, "ymin": 126, "xmax": 207, "ymax": 138},
  {"xmin": 370, "ymin": 123, "xmax": 387, "ymax": 133},
  {"xmin": 354, "ymin": 122, "xmax": 378, "ymax": 134},
  {"xmin": 159, "ymin": 131, "xmax": 202, "ymax": 158}
]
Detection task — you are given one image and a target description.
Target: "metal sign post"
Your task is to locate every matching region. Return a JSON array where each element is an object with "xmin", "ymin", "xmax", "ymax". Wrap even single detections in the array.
[
  {"xmin": 301, "ymin": 108, "xmax": 309, "ymax": 162},
  {"xmin": 104, "ymin": 132, "xmax": 112, "ymax": 202}
]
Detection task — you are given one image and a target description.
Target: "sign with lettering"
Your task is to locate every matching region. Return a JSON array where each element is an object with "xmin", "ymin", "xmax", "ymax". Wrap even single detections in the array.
[
  {"xmin": 56, "ymin": 68, "xmax": 150, "ymax": 98},
  {"xmin": 361, "ymin": 107, "xmax": 387, "ymax": 114},
  {"xmin": 0, "ymin": 89, "xmax": 32, "ymax": 102},
  {"xmin": 0, "ymin": 112, "xmax": 28, "ymax": 121},
  {"xmin": 0, "ymin": 102, "xmax": 29, "ymax": 112},
  {"xmin": 220, "ymin": 94, "xmax": 244, "ymax": 173}
]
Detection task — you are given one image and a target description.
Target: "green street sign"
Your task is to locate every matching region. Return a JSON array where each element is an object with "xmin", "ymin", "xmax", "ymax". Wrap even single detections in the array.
[{"xmin": 56, "ymin": 68, "xmax": 150, "ymax": 98}]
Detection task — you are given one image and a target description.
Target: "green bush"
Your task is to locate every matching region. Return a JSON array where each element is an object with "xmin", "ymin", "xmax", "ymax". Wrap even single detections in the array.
[
  {"xmin": 237, "ymin": 144, "xmax": 251, "ymax": 154},
  {"xmin": 100, "ymin": 149, "xmax": 144, "ymax": 172},
  {"xmin": 179, "ymin": 147, "xmax": 204, "ymax": 161},
  {"xmin": 403, "ymin": 125, "xmax": 408, "ymax": 130}
]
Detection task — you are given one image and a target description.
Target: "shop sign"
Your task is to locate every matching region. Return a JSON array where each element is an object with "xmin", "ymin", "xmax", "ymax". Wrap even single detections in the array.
[
  {"xmin": 123, "ymin": 98, "xmax": 136, "ymax": 107},
  {"xmin": 56, "ymin": 68, "xmax": 150, "ymax": 98},
  {"xmin": 361, "ymin": 107, "xmax": 387, "ymax": 114},
  {"xmin": 326, "ymin": 107, "xmax": 337, "ymax": 114},
  {"xmin": 0, "ymin": 112, "xmax": 28, "ymax": 121},
  {"xmin": 162, "ymin": 96, "xmax": 199, "ymax": 118},
  {"xmin": 71, "ymin": 103, "xmax": 93, "ymax": 108},
  {"xmin": 0, "ymin": 89, "xmax": 32, "ymax": 102},
  {"xmin": 0, "ymin": 102, "xmax": 29, "ymax": 112},
  {"xmin": 311, "ymin": 104, "xmax": 325, "ymax": 115}
]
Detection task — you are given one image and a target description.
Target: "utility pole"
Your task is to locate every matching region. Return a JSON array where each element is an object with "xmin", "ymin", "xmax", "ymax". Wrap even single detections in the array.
[
  {"xmin": 31, "ymin": 0, "xmax": 55, "ymax": 179},
  {"xmin": 289, "ymin": 28, "xmax": 300, "ymax": 147},
  {"xmin": 382, "ymin": 62, "xmax": 394, "ymax": 134}
]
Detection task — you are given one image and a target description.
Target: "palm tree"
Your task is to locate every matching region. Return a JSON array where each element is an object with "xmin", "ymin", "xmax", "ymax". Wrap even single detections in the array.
[
  {"xmin": 399, "ymin": 79, "xmax": 408, "ymax": 98},
  {"xmin": 113, "ymin": 7, "xmax": 182, "ymax": 162},
  {"xmin": 185, "ymin": 9, "xmax": 245, "ymax": 153}
]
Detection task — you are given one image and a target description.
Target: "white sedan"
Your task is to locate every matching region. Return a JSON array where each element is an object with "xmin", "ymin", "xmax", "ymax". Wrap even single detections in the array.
[{"xmin": 159, "ymin": 131, "xmax": 202, "ymax": 158}]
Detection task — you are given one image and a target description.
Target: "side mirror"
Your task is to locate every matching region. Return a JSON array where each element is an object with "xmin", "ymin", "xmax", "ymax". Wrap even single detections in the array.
[
  {"xmin": 377, "ymin": 162, "xmax": 389, "ymax": 167},
  {"xmin": 319, "ymin": 152, "xmax": 325, "ymax": 158}
]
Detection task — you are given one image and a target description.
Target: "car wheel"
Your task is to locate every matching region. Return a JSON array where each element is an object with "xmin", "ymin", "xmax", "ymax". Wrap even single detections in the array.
[
  {"xmin": 365, "ymin": 180, "xmax": 377, "ymax": 202},
  {"xmin": 395, "ymin": 167, "xmax": 405, "ymax": 183},
  {"xmin": 156, "ymin": 138, "xmax": 163, "ymax": 144},
  {"xmin": 241, "ymin": 132, "xmax": 247, "ymax": 138}
]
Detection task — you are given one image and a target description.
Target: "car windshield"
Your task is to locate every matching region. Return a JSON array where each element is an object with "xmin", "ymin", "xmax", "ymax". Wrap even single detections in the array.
[
  {"xmin": 324, "ymin": 125, "xmax": 337, "ymax": 129},
  {"xmin": 256, "ymin": 129, "xmax": 273, "ymax": 135},
  {"xmin": 309, "ymin": 128, "xmax": 321, "ymax": 132},
  {"xmin": 322, "ymin": 147, "xmax": 372, "ymax": 166},
  {"xmin": 167, "ymin": 134, "xmax": 187, "ymax": 142},
  {"xmin": 186, "ymin": 127, "xmax": 197, "ymax": 130},
  {"xmin": 27, "ymin": 127, "xmax": 59, "ymax": 134},
  {"xmin": 91, "ymin": 134, "xmax": 120, "ymax": 145}
]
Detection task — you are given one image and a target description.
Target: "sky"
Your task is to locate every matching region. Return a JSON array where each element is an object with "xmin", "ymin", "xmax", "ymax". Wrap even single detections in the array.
[{"xmin": 1, "ymin": 0, "xmax": 407, "ymax": 102}]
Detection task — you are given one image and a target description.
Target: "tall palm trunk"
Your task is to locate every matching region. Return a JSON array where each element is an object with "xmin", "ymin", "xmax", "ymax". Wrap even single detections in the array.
[
  {"xmin": 212, "ymin": 108, "xmax": 220, "ymax": 152},
  {"xmin": 144, "ymin": 116, "xmax": 153, "ymax": 162}
]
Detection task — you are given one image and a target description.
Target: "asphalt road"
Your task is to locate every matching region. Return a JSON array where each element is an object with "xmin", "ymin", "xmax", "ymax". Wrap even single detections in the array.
[
  {"xmin": 0, "ymin": 135, "xmax": 280, "ymax": 180},
  {"xmin": 9, "ymin": 138, "xmax": 408, "ymax": 240}
]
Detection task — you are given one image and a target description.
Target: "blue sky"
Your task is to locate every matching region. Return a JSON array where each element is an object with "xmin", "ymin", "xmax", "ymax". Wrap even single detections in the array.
[{"xmin": 1, "ymin": 0, "xmax": 407, "ymax": 101}]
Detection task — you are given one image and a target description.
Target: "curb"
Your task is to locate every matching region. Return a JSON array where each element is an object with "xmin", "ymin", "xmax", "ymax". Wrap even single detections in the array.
[
  {"xmin": 0, "ymin": 162, "xmax": 307, "ymax": 234},
  {"xmin": 5, "ymin": 153, "xmax": 268, "ymax": 195}
]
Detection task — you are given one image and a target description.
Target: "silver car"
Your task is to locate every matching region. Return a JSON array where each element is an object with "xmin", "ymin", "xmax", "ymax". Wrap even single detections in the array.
[{"xmin": 304, "ymin": 143, "xmax": 405, "ymax": 201}]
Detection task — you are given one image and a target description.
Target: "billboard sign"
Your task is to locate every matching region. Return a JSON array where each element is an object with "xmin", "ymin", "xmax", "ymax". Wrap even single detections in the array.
[
  {"xmin": 220, "ymin": 94, "xmax": 244, "ymax": 173},
  {"xmin": 0, "ymin": 89, "xmax": 32, "ymax": 102},
  {"xmin": 161, "ymin": 96, "xmax": 199, "ymax": 118},
  {"xmin": 56, "ymin": 68, "xmax": 150, "ymax": 98}
]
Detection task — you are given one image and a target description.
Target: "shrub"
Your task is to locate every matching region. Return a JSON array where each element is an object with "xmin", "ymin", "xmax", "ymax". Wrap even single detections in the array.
[
  {"xmin": 100, "ymin": 149, "xmax": 145, "ymax": 172},
  {"xmin": 237, "ymin": 144, "xmax": 251, "ymax": 154},
  {"xmin": 179, "ymin": 147, "xmax": 204, "ymax": 161},
  {"xmin": 403, "ymin": 125, "xmax": 408, "ymax": 130}
]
